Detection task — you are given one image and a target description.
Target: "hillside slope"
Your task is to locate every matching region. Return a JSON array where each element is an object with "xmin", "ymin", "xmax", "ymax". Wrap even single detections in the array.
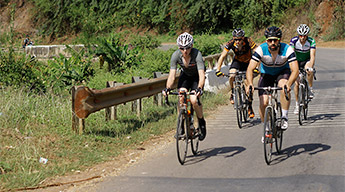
[{"xmin": 0, "ymin": 0, "xmax": 344, "ymax": 46}]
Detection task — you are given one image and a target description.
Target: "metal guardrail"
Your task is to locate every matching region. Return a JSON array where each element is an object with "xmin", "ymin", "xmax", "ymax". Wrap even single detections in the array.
[{"xmin": 71, "ymin": 52, "xmax": 232, "ymax": 134}]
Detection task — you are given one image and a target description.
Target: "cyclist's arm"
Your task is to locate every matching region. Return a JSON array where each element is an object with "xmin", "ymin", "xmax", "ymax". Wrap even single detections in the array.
[
  {"xmin": 308, "ymin": 48, "xmax": 316, "ymax": 68},
  {"xmin": 166, "ymin": 69, "xmax": 176, "ymax": 90},
  {"xmin": 287, "ymin": 60, "xmax": 299, "ymax": 89},
  {"xmin": 246, "ymin": 59, "xmax": 259, "ymax": 88},
  {"xmin": 216, "ymin": 48, "xmax": 229, "ymax": 71},
  {"xmin": 197, "ymin": 69, "xmax": 205, "ymax": 89}
]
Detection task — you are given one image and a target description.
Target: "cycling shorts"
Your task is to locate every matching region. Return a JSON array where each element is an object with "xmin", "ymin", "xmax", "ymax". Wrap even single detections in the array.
[
  {"xmin": 257, "ymin": 68, "xmax": 291, "ymax": 96},
  {"xmin": 298, "ymin": 60, "xmax": 310, "ymax": 69},
  {"xmin": 230, "ymin": 59, "xmax": 249, "ymax": 71},
  {"xmin": 178, "ymin": 72, "xmax": 199, "ymax": 91}
]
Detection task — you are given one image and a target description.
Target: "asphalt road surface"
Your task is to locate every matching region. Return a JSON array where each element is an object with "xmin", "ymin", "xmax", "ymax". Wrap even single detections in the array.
[{"xmin": 75, "ymin": 48, "xmax": 345, "ymax": 192}]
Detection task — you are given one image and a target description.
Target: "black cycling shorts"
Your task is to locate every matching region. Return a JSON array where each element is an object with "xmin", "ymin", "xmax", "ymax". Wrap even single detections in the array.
[
  {"xmin": 257, "ymin": 68, "xmax": 291, "ymax": 96},
  {"xmin": 230, "ymin": 59, "xmax": 249, "ymax": 71},
  {"xmin": 298, "ymin": 60, "xmax": 309, "ymax": 69},
  {"xmin": 178, "ymin": 72, "xmax": 199, "ymax": 91}
]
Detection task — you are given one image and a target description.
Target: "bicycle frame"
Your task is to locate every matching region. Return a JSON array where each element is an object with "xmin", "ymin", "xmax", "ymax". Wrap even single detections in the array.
[{"xmin": 165, "ymin": 90, "xmax": 200, "ymax": 165}]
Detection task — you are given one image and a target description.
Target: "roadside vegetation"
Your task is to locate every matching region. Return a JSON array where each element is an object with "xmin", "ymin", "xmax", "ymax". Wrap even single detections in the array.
[{"xmin": 0, "ymin": 0, "xmax": 344, "ymax": 190}]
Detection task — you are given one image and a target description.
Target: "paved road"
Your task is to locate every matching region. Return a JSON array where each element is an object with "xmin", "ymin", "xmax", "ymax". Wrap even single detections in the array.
[{"xmin": 76, "ymin": 48, "xmax": 345, "ymax": 192}]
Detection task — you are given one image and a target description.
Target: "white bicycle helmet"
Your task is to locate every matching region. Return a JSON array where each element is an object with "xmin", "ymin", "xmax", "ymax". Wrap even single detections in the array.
[
  {"xmin": 297, "ymin": 24, "xmax": 310, "ymax": 36},
  {"xmin": 177, "ymin": 32, "xmax": 194, "ymax": 49},
  {"xmin": 232, "ymin": 28, "xmax": 245, "ymax": 37}
]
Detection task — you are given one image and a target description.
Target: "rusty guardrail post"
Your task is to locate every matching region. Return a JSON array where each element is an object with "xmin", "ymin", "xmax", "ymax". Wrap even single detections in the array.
[
  {"xmin": 105, "ymin": 81, "xmax": 124, "ymax": 120},
  {"xmin": 131, "ymin": 76, "xmax": 149, "ymax": 117},
  {"xmin": 71, "ymin": 86, "xmax": 85, "ymax": 134},
  {"xmin": 153, "ymin": 72, "xmax": 168, "ymax": 106}
]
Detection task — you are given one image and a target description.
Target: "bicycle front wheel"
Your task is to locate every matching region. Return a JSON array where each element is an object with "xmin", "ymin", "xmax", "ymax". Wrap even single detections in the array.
[
  {"xmin": 275, "ymin": 103, "xmax": 283, "ymax": 154},
  {"xmin": 263, "ymin": 107, "xmax": 274, "ymax": 165},
  {"xmin": 176, "ymin": 111, "xmax": 188, "ymax": 165},
  {"xmin": 241, "ymin": 85, "xmax": 249, "ymax": 122},
  {"xmin": 298, "ymin": 84, "xmax": 305, "ymax": 125},
  {"xmin": 235, "ymin": 87, "xmax": 243, "ymax": 128}
]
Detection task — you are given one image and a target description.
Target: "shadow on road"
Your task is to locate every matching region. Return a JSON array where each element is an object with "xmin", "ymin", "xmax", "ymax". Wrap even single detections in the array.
[
  {"xmin": 184, "ymin": 146, "xmax": 246, "ymax": 165},
  {"xmin": 270, "ymin": 143, "xmax": 331, "ymax": 165},
  {"xmin": 303, "ymin": 113, "xmax": 341, "ymax": 126}
]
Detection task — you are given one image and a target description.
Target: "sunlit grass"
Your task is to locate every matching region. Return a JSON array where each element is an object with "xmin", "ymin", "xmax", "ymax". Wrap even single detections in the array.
[{"xmin": 0, "ymin": 86, "xmax": 228, "ymax": 190}]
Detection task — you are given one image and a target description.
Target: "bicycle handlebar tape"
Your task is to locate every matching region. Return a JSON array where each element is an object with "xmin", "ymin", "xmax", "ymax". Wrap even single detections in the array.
[{"xmin": 284, "ymin": 86, "xmax": 289, "ymax": 101}]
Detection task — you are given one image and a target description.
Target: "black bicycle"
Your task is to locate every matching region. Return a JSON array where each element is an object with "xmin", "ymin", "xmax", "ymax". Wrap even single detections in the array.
[
  {"xmin": 165, "ymin": 90, "xmax": 201, "ymax": 165},
  {"xmin": 253, "ymin": 85, "xmax": 288, "ymax": 165},
  {"xmin": 298, "ymin": 68, "xmax": 316, "ymax": 125},
  {"xmin": 224, "ymin": 71, "xmax": 250, "ymax": 128}
]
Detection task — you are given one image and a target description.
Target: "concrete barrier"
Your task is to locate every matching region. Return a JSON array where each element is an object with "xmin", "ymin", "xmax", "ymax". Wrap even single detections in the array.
[{"xmin": 25, "ymin": 44, "xmax": 85, "ymax": 58}]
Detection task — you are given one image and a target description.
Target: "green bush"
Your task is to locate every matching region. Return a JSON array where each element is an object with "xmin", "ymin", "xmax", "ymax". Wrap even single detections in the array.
[
  {"xmin": 194, "ymin": 34, "xmax": 223, "ymax": 56},
  {"xmin": 42, "ymin": 46, "xmax": 95, "ymax": 92}
]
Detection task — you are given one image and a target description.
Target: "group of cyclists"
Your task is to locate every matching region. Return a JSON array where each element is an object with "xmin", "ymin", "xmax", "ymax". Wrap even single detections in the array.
[{"xmin": 163, "ymin": 24, "xmax": 316, "ymax": 142}]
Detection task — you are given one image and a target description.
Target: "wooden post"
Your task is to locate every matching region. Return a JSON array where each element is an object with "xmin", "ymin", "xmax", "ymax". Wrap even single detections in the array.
[
  {"xmin": 131, "ymin": 76, "xmax": 148, "ymax": 117},
  {"xmin": 71, "ymin": 86, "xmax": 85, "ymax": 134},
  {"xmin": 153, "ymin": 72, "xmax": 168, "ymax": 106},
  {"xmin": 105, "ymin": 81, "xmax": 124, "ymax": 120}
]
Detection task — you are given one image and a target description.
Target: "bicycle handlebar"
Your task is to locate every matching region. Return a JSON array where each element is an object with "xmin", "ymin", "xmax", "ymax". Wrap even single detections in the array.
[
  {"xmin": 253, "ymin": 86, "xmax": 289, "ymax": 101},
  {"xmin": 164, "ymin": 91, "xmax": 201, "ymax": 106}
]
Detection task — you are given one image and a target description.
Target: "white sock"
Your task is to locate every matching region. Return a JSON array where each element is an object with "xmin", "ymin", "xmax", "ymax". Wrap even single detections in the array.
[
  {"xmin": 282, "ymin": 109, "xmax": 288, "ymax": 119},
  {"xmin": 295, "ymin": 101, "xmax": 299, "ymax": 106}
]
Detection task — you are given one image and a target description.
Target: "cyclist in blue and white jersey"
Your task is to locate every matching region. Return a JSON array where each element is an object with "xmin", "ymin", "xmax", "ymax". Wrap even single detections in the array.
[
  {"xmin": 246, "ymin": 26, "xmax": 299, "ymax": 131},
  {"xmin": 290, "ymin": 24, "xmax": 316, "ymax": 114}
]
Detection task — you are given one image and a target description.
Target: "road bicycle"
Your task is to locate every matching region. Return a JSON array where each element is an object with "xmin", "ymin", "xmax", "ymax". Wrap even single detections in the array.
[
  {"xmin": 298, "ymin": 68, "xmax": 316, "ymax": 125},
  {"xmin": 165, "ymin": 90, "xmax": 201, "ymax": 165},
  {"xmin": 253, "ymin": 85, "xmax": 288, "ymax": 165},
  {"xmin": 224, "ymin": 71, "xmax": 250, "ymax": 128}
]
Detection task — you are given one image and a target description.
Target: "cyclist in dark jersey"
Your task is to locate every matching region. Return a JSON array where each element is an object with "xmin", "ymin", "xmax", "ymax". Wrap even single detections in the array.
[
  {"xmin": 162, "ymin": 32, "xmax": 207, "ymax": 141},
  {"xmin": 215, "ymin": 28, "xmax": 257, "ymax": 118}
]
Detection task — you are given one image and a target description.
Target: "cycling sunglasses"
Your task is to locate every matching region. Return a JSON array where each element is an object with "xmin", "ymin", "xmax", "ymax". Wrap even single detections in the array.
[
  {"xmin": 266, "ymin": 39, "xmax": 279, "ymax": 43},
  {"xmin": 179, "ymin": 46, "xmax": 192, "ymax": 50}
]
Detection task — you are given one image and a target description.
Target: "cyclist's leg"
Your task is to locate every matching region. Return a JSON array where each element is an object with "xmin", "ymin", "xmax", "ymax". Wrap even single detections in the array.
[
  {"xmin": 305, "ymin": 61, "xmax": 315, "ymax": 98},
  {"xmin": 229, "ymin": 60, "xmax": 241, "ymax": 104},
  {"xmin": 277, "ymin": 69, "xmax": 291, "ymax": 130},
  {"xmin": 189, "ymin": 78, "xmax": 206, "ymax": 141},
  {"xmin": 177, "ymin": 73, "xmax": 190, "ymax": 109},
  {"xmin": 241, "ymin": 61, "xmax": 255, "ymax": 117},
  {"xmin": 258, "ymin": 74, "xmax": 273, "ymax": 122}
]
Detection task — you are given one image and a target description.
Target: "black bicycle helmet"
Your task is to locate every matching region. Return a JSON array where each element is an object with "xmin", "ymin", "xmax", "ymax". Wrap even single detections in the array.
[
  {"xmin": 264, "ymin": 26, "xmax": 282, "ymax": 39},
  {"xmin": 232, "ymin": 28, "xmax": 245, "ymax": 37}
]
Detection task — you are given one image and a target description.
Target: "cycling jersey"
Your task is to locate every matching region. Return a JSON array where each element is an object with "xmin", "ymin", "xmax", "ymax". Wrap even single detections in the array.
[
  {"xmin": 170, "ymin": 48, "xmax": 205, "ymax": 77},
  {"xmin": 252, "ymin": 42, "xmax": 296, "ymax": 76},
  {"xmin": 224, "ymin": 37, "xmax": 256, "ymax": 63},
  {"xmin": 289, "ymin": 36, "xmax": 316, "ymax": 62}
]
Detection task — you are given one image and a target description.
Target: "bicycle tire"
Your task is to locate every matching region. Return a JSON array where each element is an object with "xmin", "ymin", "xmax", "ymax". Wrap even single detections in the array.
[
  {"xmin": 235, "ymin": 87, "xmax": 243, "ymax": 128},
  {"xmin": 190, "ymin": 121, "xmax": 199, "ymax": 155},
  {"xmin": 176, "ymin": 111, "xmax": 188, "ymax": 165},
  {"xmin": 304, "ymin": 80, "xmax": 309, "ymax": 120},
  {"xmin": 241, "ymin": 85, "xmax": 249, "ymax": 122},
  {"xmin": 298, "ymin": 84, "xmax": 305, "ymax": 125},
  {"xmin": 275, "ymin": 102, "xmax": 283, "ymax": 154},
  {"xmin": 263, "ymin": 106, "xmax": 274, "ymax": 165}
]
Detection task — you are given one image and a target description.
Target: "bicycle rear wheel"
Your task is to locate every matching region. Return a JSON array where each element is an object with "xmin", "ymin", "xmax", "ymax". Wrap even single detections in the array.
[
  {"xmin": 176, "ymin": 111, "xmax": 188, "ymax": 165},
  {"xmin": 263, "ymin": 107, "xmax": 274, "ymax": 165},
  {"xmin": 235, "ymin": 87, "xmax": 243, "ymax": 128},
  {"xmin": 298, "ymin": 85, "xmax": 305, "ymax": 125},
  {"xmin": 275, "ymin": 103, "xmax": 283, "ymax": 154}
]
